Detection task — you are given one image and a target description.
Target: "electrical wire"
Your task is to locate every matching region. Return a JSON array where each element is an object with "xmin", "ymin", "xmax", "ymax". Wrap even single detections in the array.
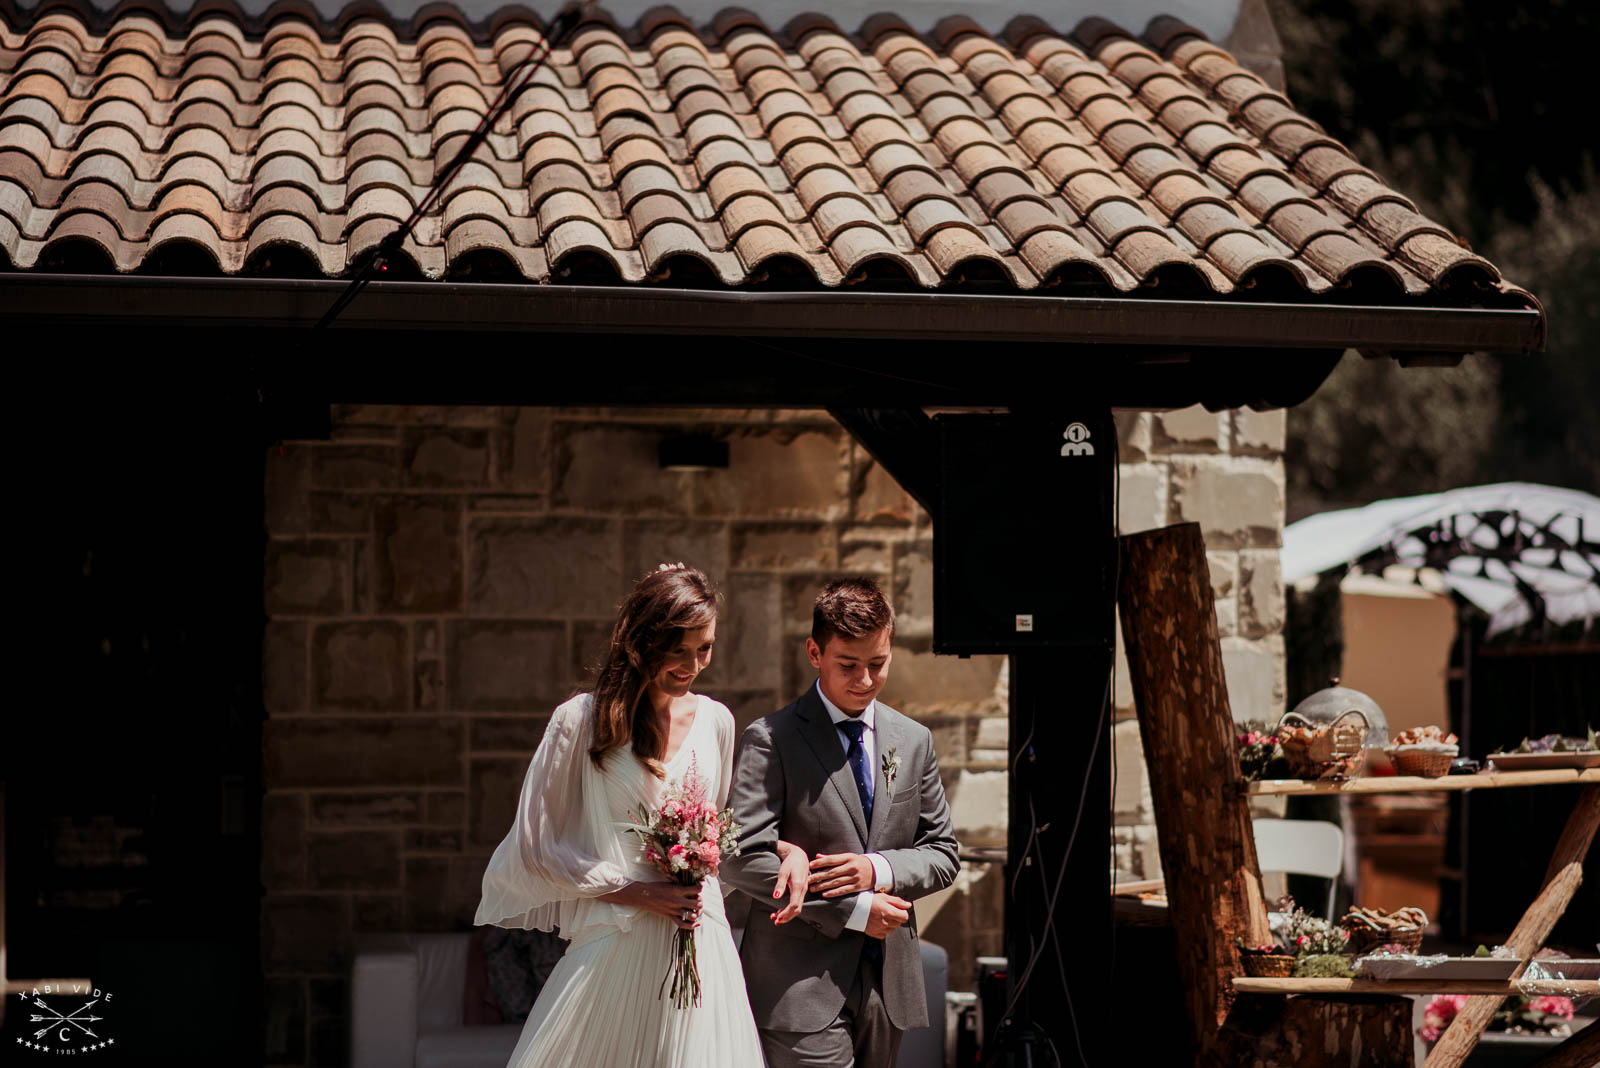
[{"xmin": 314, "ymin": 4, "xmax": 588, "ymax": 330}]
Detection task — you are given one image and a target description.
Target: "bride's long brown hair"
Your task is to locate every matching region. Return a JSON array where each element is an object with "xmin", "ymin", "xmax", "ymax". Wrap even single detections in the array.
[{"xmin": 588, "ymin": 564, "xmax": 719, "ymax": 778}]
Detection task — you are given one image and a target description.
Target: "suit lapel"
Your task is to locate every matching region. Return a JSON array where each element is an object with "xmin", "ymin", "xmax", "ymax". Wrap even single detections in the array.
[
  {"xmin": 795, "ymin": 686, "xmax": 869, "ymax": 847},
  {"xmin": 867, "ymin": 705, "xmax": 900, "ymax": 850}
]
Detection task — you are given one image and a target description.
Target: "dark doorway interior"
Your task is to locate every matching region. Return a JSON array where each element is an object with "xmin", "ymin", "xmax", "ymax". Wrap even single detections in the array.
[{"xmin": 4, "ymin": 375, "xmax": 264, "ymax": 1065}]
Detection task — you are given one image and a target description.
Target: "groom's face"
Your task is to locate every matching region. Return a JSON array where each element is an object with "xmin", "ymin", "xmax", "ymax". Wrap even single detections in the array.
[{"xmin": 807, "ymin": 627, "xmax": 893, "ymax": 715}]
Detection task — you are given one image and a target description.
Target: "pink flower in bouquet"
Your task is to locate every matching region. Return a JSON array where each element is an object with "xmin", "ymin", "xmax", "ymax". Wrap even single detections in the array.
[
  {"xmin": 1420, "ymin": 994, "xmax": 1468, "ymax": 1043},
  {"xmin": 696, "ymin": 840, "xmax": 720, "ymax": 866},
  {"xmin": 667, "ymin": 843, "xmax": 688, "ymax": 871},
  {"xmin": 1528, "ymin": 996, "xmax": 1574, "ymax": 1019}
]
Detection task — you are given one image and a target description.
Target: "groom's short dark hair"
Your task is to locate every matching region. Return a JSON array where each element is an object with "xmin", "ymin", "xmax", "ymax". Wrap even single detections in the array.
[{"xmin": 812, "ymin": 578, "xmax": 895, "ymax": 650}]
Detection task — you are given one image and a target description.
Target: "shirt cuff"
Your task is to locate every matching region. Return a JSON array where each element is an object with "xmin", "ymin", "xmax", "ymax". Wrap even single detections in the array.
[
  {"xmin": 867, "ymin": 852, "xmax": 893, "ymax": 893},
  {"xmin": 844, "ymin": 890, "xmax": 874, "ymax": 932}
]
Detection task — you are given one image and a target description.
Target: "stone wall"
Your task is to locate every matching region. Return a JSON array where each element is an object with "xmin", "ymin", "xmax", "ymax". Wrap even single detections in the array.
[
  {"xmin": 1110, "ymin": 406, "xmax": 1288, "ymax": 882},
  {"xmin": 259, "ymin": 402, "xmax": 1285, "ymax": 1065}
]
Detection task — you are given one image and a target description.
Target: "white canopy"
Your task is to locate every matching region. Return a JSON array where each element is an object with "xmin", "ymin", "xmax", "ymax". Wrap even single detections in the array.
[{"xmin": 1283, "ymin": 483, "xmax": 1600, "ymax": 636}]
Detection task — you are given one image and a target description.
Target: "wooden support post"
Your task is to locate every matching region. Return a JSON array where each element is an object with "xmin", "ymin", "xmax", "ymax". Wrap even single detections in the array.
[
  {"xmin": 1117, "ymin": 524, "xmax": 1272, "ymax": 1052},
  {"xmin": 1423, "ymin": 784, "xmax": 1600, "ymax": 1068},
  {"xmin": 1528, "ymin": 1016, "xmax": 1600, "ymax": 1068}
]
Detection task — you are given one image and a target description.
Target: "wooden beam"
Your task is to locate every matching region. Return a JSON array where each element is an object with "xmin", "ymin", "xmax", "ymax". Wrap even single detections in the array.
[
  {"xmin": 1247, "ymin": 768, "xmax": 1600, "ymax": 796},
  {"xmin": 1529, "ymin": 1019, "xmax": 1600, "ymax": 1068},
  {"xmin": 1422, "ymin": 784, "xmax": 1600, "ymax": 1068},
  {"xmin": 1235, "ymin": 978, "xmax": 1600, "ymax": 996},
  {"xmin": 826, "ymin": 407, "xmax": 940, "ymax": 515},
  {"xmin": 1117, "ymin": 523, "xmax": 1272, "ymax": 1053}
]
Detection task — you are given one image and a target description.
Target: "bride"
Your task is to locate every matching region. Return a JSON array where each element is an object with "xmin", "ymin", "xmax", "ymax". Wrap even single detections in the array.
[{"xmin": 476, "ymin": 564, "xmax": 806, "ymax": 1067}]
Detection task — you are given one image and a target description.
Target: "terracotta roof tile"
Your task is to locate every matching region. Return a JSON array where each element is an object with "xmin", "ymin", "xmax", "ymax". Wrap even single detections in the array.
[{"xmin": 0, "ymin": 4, "xmax": 1530, "ymax": 304}]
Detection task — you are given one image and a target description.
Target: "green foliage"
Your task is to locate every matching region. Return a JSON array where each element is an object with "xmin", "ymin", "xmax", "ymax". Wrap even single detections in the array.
[
  {"xmin": 1269, "ymin": 0, "xmax": 1600, "ymax": 509},
  {"xmin": 1293, "ymin": 954, "xmax": 1356, "ymax": 978}
]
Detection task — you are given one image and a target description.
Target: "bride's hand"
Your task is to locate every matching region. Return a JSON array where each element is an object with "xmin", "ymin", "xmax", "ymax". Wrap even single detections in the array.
[
  {"xmin": 772, "ymin": 841, "xmax": 809, "ymax": 925},
  {"xmin": 601, "ymin": 881, "xmax": 702, "ymax": 930}
]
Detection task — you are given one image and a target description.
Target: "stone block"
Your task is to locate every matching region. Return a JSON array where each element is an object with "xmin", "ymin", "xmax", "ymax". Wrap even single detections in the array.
[
  {"xmin": 1214, "ymin": 592, "xmax": 1238, "ymax": 637},
  {"xmin": 405, "ymin": 857, "xmax": 465, "ymax": 931},
  {"xmin": 405, "ymin": 828, "xmax": 463, "ymax": 853},
  {"xmin": 404, "ymin": 427, "xmax": 489, "ymax": 488},
  {"xmin": 308, "ymin": 831, "xmax": 401, "ymax": 890},
  {"xmin": 1112, "ymin": 823, "xmax": 1162, "ymax": 881},
  {"xmin": 1153, "ymin": 405, "xmax": 1226, "ymax": 453},
  {"xmin": 1169, "ymin": 457, "xmax": 1284, "ymax": 549},
  {"xmin": 1113, "ymin": 619, "xmax": 1134, "ymax": 716},
  {"xmin": 709, "ymin": 689, "xmax": 782, "ymax": 736},
  {"xmin": 265, "ymin": 445, "xmax": 310, "ymax": 535},
  {"xmin": 875, "ymin": 647, "xmax": 1005, "ymax": 715},
  {"xmin": 264, "ymin": 540, "xmax": 348, "ymax": 615},
  {"xmin": 263, "ymin": 622, "xmax": 308, "ymax": 715},
  {"xmin": 922, "ymin": 718, "xmax": 965, "ymax": 767},
  {"xmin": 1112, "ymin": 719, "xmax": 1151, "ymax": 821},
  {"xmin": 451, "ymin": 857, "xmax": 488, "ymax": 899},
  {"xmin": 501, "ymin": 408, "xmax": 551, "ymax": 493},
  {"xmin": 308, "ymin": 492, "xmax": 371, "ymax": 535},
  {"xmin": 469, "ymin": 715, "xmax": 550, "ymax": 751},
  {"xmin": 309, "ymin": 444, "xmax": 397, "ymax": 490},
  {"xmin": 262, "ymin": 792, "xmax": 306, "ymax": 890},
  {"xmin": 839, "ymin": 539, "xmax": 892, "ymax": 573},
  {"xmin": 1233, "ymin": 407, "xmax": 1286, "ymax": 455},
  {"xmin": 892, "ymin": 543, "xmax": 933, "ymax": 636},
  {"xmin": 1221, "ymin": 637, "xmax": 1278, "ymax": 727},
  {"xmin": 332, "ymin": 404, "xmax": 503, "ymax": 428},
  {"xmin": 853, "ymin": 454, "xmax": 916, "ymax": 523},
  {"xmin": 554, "ymin": 424, "xmax": 691, "ymax": 515},
  {"xmin": 696, "ymin": 428, "xmax": 849, "ymax": 519},
  {"xmin": 373, "ymin": 496, "xmax": 462, "ymax": 612},
  {"xmin": 447, "ymin": 620, "xmax": 567, "ymax": 710},
  {"xmin": 974, "ymin": 716, "xmax": 1008, "ymax": 751},
  {"xmin": 782, "ymin": 574, "xmax": 829, "ymax": 634},
  {"xmin": 308, "ymin": 791, "xmax": 423, "ymax": 826},
  {"xmin": 467, "ymin": 494, "xmax": 547, "ymax": 512},
  {"xmin": 414, "ymin": 620, "xmax": 441, "ymax": 660},
  {"xmin": 1207, "ymin": 551, "xmax": 1238, "ymax": 598},
  {"xmin": 624, "ymin": 519, "xmax": 729, "ymax": 581},
  {"xmin": 946, "ymin": 769, "xmax": 1007, "ymax": 846},
  {"xmin": 1239, "ymin": 549, "xmax": 1285, "ymax": 638},
  {"xmin": 1117, "ymin": 462, "xmax": 1168, "ymax": 533},
  {"xmin": 715, "ymin": 573, "xmax": 783, "ymax": 690},
  {"xmin": 263, "ymin": 978, "xmax": 306, "ymax": 1065},
  {"xmin": 427, "ymin": 792, "xmax": 466, "ymax": 826},
  {"xmin": 469, "ymin": 758, "xmax": 532, "ymax": 850},
  {"xmin": 261, "ymin": 894, "xmax": 347, "ymax": 972},
  {"xmin": 414, "ymin": 659, "xmax": 443, "ymax": 711},
  {"xmin": 468, "ymin": 516, "xmax": 622, "ymax": 616},
  {"xmin": 351, "ymin": 895, "xmax": 404, "ymax": 932},
  {"xmin": 1113, "ymin": 410, "xmax": 1151, "ymax": 462},
  {"xmin": 571, "ymin": 620, "xmax": 611, "ymax": 686},
  {"xmin": 312, "ymin": 621, "xmax": 407, "ymax": 712},
  {"xmin": 265, "ymin": 718, "xmax": 463, "ymax": 787},
  {"xmin": 730, "ymin": 523, "xmax": 834, "ymax": 570}
]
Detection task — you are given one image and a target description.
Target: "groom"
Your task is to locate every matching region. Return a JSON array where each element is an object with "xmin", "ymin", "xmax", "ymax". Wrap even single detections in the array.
[{"xmin": 723, "ymin": 578, "xmax": 960, "ymax": 1067}]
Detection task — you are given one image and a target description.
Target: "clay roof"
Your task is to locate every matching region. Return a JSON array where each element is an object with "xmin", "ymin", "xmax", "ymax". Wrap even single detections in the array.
[{"xmin": 0, "ymin": 3, "xmax": 1538, "ymax": 310}]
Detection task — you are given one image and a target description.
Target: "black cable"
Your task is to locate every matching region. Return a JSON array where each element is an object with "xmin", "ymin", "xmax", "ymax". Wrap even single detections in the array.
[{"xmin": 314, "ymin": 3, "xmax": 588, "ymax": 330}]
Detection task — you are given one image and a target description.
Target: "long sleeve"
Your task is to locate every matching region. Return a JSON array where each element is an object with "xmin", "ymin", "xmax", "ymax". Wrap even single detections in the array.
[
  {"xmin": 875, "ymin": 726, "xmax": 960, "ymax": 901},
  {"xmin": 475, "ymin": 695, "xmax": 636, "ymax": 933}
]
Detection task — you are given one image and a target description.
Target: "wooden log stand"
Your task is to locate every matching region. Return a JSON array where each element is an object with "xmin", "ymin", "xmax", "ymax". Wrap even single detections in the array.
[{"xmin": 1117, "ymin": 524, "xmax": 1598, "ymax": 1066}]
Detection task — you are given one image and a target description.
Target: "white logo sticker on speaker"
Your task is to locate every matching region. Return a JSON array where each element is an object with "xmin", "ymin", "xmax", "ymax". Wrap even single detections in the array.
[
  {"xmin": 1061, "ymin": 423, "xmax": 1094, "ymax": 457},
  {"xmin": 1015, "ymin": 614, "xmax": 1034, "ymax": 632}
]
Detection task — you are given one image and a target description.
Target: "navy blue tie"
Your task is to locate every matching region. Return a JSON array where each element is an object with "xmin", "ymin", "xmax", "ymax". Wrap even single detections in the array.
[{"xmin": 838, "ymin": 719, "xmax": 874, "ymax": 827}]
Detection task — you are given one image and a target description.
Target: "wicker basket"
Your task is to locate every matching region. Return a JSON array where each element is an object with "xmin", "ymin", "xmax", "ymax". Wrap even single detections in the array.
[
  {"xmin": 1276, "ymin": 710, "xmax": 1369, "ymax": 781},
  {"xmin": 1241, "ymin": 954, "xmax": 1296, "ymax": 978},
  {"xmin": 1390, "ymin": 747, "xmax": 1457, "ymax": 778},
  {"xmin": 1344, "ymin": 924, "xmax": 1425, "ymax": 955}
]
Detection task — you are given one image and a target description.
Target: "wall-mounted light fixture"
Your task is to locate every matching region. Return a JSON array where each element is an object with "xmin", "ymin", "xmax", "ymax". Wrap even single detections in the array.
[{"xmin": 658, "ymin": 434, "xmax": 729, "ymax": 471}]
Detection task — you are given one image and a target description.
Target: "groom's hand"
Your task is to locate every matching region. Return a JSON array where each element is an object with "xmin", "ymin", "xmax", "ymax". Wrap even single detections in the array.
[
  {"xmin": 863, "ymin": 893, "xmax": 912, "ymax": 938},
  {"xmin": 808, "ymin": 853, "xmax": 875, "ymax": 898}
]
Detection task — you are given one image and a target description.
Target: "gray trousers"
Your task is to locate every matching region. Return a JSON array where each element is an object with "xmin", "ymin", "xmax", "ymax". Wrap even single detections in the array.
[{"xmin": 758, "ymin": 954, "xmax": 902, "ymax": 1068}]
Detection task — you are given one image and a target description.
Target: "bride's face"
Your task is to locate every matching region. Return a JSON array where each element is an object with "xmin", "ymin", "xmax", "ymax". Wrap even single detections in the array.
[{"xmin": 649, "ymin": 620, "xmax": 717, "ymax": 698}]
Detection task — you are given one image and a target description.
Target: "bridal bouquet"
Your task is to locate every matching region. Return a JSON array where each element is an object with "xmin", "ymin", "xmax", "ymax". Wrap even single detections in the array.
[{"xmin": 631, "ymin": 759, "xmax": 742, "ymax": 1009}]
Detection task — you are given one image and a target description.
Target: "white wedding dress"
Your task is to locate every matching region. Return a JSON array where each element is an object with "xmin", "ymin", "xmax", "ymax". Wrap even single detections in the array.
[{"xmin": 476, "ymin": 693, "xmax": 765, "ymax": 1068}]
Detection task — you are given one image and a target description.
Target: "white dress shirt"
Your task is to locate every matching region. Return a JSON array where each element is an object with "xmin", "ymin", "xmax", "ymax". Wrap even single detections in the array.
[{"xmin": 814, "ymin": 681, "xmax": 895, "ymax": 932}]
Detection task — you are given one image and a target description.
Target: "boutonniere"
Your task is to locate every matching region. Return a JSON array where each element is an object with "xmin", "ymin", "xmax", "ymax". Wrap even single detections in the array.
[{"xmin": 882, "ymin": 747, "xmax": 902, "ymax": 791}]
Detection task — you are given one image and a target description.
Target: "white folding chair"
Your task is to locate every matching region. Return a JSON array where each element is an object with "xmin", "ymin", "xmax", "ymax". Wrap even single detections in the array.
[{"xmin": 1253, "ymin": 817, "xmax": 1345, "ymax": 920}]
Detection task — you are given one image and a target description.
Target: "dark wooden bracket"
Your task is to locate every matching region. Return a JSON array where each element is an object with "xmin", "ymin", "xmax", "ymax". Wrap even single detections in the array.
[{"xmin": 826, "ymin": 407, "xmax": 940, "ymax": 517}]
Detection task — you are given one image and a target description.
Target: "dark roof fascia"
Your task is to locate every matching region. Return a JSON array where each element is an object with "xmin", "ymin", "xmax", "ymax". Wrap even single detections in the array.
[{"xmin": 0, "ymin": 274, "xmax": 1545, "ymax": 355}]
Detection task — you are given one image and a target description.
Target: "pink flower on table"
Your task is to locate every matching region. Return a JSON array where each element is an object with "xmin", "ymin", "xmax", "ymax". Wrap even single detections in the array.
[
  {"xmin": 1529, "ymin": 996, "xmax": 1574, "ymax": 1019},
  {"xmin": 1420, "ymin": 994, "xmax": 1468, "ymax": 1043},
  {"xmin": 1296, "ymin": 935, "xmax": 1309, "ymax": 947}
]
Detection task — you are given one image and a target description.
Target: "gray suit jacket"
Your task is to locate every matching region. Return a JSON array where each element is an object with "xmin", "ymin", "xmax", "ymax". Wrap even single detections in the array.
[{"xmin": 722, "ymin": 686, "xmax": 960, "ymax": 1032}]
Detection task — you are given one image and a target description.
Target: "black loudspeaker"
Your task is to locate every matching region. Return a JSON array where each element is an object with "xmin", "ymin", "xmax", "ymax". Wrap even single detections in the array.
[{"xmin": 933, "ymin": 411, "xmax": 1115, "ymax": 653}]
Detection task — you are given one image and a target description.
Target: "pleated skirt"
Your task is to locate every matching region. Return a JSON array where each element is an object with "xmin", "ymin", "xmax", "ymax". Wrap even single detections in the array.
[{"xmin": 504, "ymin": 883, "xmax": 764, "ymax": 1068}]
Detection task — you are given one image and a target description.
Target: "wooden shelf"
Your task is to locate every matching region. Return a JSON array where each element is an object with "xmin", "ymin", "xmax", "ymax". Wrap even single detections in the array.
[
  {"xmin": 1234, "ymin": 977, "xmax": 1600, "ymax": 996},
  {"xmin": 1246, "ymin": 768, "xmax": 1599, "ymax": 797}
]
